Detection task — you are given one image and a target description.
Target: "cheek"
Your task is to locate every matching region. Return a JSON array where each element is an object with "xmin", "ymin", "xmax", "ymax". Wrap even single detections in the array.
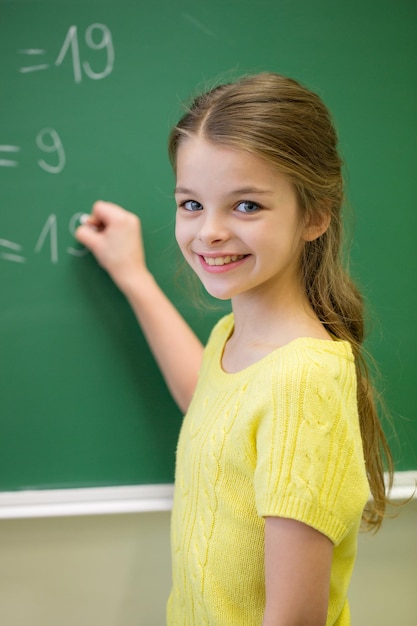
[
  {"xmin": 174, "ymin": 215, "xmax": 184, "ymax": 245},
  {"xmin": 175, "ymin": 218, "xmax": 190, "ymax": 256}
]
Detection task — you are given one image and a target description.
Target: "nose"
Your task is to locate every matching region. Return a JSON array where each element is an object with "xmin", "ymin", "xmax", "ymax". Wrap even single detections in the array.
[{"xmin": 198, "ymin": 211, "xmax": 230, "ymax": 246}]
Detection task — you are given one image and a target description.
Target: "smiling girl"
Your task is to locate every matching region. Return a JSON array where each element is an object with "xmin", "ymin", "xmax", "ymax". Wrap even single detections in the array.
[{"xmin": 76, "ymin": 72, "xmax": 393, "ymax": 626}]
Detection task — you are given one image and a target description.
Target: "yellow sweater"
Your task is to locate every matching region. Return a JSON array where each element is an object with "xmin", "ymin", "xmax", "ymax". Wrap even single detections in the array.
[{"xmin": 167, "ymin": 314, "xmax": 369, "ymax": 625}]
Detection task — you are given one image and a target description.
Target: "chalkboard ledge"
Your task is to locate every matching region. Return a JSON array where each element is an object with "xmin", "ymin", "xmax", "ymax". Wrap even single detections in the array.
[
  {"xmin": 0, "ymin": 484, "xmax": 174, "ymax": 519},
  {"xmin": 0, "ymin": 472, "xmax": 415, "ymax": 519}
]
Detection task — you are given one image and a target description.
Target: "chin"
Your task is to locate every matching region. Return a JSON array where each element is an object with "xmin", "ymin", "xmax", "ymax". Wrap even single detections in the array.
[{"xmin": 202, "ymin": 283, "xmax": 235, "ymax": 301}]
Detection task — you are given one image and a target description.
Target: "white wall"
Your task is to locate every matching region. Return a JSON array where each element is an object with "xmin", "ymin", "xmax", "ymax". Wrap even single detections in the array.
[{"xmin": 0, "ymin": 500, "xmax": 415, "ymax": 626}]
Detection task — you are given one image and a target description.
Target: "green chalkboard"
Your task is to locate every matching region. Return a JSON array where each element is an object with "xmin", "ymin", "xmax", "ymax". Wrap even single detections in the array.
[{"xmin": 1, "ymin": 0, "xmax": 416, "ymax": 491}]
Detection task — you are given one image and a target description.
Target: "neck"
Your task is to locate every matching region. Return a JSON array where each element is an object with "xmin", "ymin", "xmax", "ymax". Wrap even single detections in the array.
[{"xmin": 230, "ymin": 284, "xmax": 329, "ymax": 347}]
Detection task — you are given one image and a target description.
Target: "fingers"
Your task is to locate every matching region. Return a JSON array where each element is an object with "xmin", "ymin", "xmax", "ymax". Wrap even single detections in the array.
[
  {"xmin": 77, "ymin": 201, "xmax": 124, "ymax": 235},
  {"xmin": 75, "ymin": 201, "xmax": 132, "ymax": 250},
  {"xmin": 90, "ymin": 200, "xmax": 127, "ymax": 226},
  {"xmin": 75, "ymin": 215, "xmax": 102, "ymax": 252},
  {"xmin": 74, "ymin": 201, "xmax": 145, "ymax": 287}
]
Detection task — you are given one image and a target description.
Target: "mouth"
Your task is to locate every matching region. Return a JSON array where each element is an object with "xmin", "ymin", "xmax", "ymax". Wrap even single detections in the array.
[{"xmin": 202, "ymin": 254, "xmax": 248, "ymax": 266}]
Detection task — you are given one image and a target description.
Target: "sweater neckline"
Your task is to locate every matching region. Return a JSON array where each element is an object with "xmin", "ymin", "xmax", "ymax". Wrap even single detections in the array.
[{"xmin": 214, "ymin": 314, "xmax": 354, "ymax": 378}]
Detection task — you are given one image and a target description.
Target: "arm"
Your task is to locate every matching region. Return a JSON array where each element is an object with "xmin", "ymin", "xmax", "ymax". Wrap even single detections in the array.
[
  {"xmin": 75, "ymin": 201, "xmax": 203, "ymax": 413},
  {"xmin": 262, "ymin": 517, "xmax": 333, "ymax": 626}
]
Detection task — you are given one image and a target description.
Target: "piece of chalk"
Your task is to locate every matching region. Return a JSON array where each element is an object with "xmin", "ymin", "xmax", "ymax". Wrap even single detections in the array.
[{"xmin": 79, "ymin": 214, "xmax": 101, "ymax": 231}]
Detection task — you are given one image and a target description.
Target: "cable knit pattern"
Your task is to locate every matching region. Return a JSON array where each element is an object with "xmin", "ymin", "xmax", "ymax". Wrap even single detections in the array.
[{"xmin": 167, "ymin": 314, "xmax": 369, "ymax": 626}]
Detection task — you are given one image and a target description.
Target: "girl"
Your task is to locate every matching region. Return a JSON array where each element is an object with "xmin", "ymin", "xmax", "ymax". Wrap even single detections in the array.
[{"xmin": 76, "ymin": 72, "xmax": 393, "ymax": 626}]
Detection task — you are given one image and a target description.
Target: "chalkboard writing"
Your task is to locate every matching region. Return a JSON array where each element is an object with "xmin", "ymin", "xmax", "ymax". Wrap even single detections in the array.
[
  {"xmin": 1, "ymin": 128, "xmax": 65, "ymax": 172},
  {"xmin": 19, "ymin": 23, "xmax": 114, "ymax": 83}
]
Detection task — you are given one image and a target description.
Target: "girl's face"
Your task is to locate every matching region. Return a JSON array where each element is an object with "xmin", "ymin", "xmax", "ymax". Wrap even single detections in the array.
[{"xmin": 174, "ymin": 137, "xmax": 311, "ymax": 303}]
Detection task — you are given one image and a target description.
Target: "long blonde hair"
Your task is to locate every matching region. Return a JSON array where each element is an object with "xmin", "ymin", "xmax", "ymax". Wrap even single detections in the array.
[{"xmin": 168, "ymin": 72, "xmax": 393, "ymax": 531}]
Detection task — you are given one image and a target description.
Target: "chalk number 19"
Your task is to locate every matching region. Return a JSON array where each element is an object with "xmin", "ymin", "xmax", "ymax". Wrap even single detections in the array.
[{"xmin": 55, "ymin": 24, "xmax": 114, "ymax": 83}]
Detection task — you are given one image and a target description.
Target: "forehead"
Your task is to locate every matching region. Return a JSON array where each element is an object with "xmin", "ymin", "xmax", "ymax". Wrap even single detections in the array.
[{"xmin": 175, "ymin": 136, "xmax": 288, "ymax": 187}]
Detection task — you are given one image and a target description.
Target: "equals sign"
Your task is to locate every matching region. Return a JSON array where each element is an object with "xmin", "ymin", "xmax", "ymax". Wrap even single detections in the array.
[
  {"xmin": 0, "ymin": 145, "xmax": 20, "ymax": 167},
  {"xmin": 19, "ymin": 49, "xmax": 49, "ymax": 73},
  {"xmin": 0, "ymin": 239, "xmax": 26, "ymax": 263}
]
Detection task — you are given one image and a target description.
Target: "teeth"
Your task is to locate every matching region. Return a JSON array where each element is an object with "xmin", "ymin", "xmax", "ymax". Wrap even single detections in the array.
[{"xmin": 204, "ymin": 255, "xmax": 245, "ymax": 266}]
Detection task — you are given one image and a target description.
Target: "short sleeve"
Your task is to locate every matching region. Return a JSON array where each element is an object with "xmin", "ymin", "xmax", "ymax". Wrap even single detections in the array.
[{"xmin": 254, "ymin": 346, "xmax": 369, "ymax": 546}]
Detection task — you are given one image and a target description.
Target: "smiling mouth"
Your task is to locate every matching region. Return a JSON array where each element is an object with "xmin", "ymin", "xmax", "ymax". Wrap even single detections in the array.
[{"xmin": 203, "ymin": 255, "xmax": 247, "ymax": 266}]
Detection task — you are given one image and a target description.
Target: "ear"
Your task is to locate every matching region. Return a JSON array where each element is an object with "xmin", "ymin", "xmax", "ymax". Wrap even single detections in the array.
[{"xmin": 302, "ymin": 205, "xmax": 331, "ymax": 242}]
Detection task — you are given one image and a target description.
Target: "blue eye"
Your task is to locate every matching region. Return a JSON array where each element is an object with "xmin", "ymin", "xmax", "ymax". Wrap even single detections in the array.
[
  {"xmin": 236, "ymin": 201, "xmax": 260, "ymax": 213},
  {"xmin": 182, "ymin": 200, "xmax": 203, "ymax": 212}
]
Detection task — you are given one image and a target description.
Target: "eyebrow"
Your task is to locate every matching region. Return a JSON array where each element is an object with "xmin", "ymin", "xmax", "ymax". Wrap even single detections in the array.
[{"xmin": 174, "ymin": 186, "xmax": 273, "ymax": 196}]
